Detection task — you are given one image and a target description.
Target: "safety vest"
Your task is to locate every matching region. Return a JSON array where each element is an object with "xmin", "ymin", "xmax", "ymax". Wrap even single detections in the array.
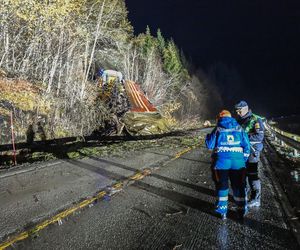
[{"xmin": 243, "ymin": 113, "xmax": 264, "ymax": 133}]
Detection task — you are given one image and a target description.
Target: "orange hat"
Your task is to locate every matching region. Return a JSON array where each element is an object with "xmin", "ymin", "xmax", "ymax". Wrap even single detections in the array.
[{"xmin": 218, "ymin": 110, "xmax": 231, "ymax": 118}]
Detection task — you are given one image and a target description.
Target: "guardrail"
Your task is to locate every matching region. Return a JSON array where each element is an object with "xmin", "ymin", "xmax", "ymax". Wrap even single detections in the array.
[{"xmin": 265, "ymin": 122, "xmax": 300, "ymax": 157}]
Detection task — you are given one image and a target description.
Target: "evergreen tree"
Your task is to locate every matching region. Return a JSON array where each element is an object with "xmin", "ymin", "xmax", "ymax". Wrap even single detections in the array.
[
  {"xmin": 156, "ymin": 28, "xmax": 165, "ymax": 54},
  {"xmin": 141, "ymin": 25, "xmax": 157, "ymax": 56},
  {"xmin": 163, "ymin": 39, "xmax": 182, "ymax": 76}
]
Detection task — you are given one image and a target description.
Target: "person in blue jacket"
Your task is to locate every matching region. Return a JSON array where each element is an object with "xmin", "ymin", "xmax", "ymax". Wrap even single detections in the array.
[
  {"xmin": 234, "ymin": 100, "xmax": 265, "ymax": 208},
  {"xmin": 206, "ymin": 110, "xmax": 250, "ymax": 219}
]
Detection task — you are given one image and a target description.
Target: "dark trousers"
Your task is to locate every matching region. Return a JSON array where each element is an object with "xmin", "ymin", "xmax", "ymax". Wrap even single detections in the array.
[
  {"xmin": 212, "ymin": 168, "xmax": 247, "ymax": 211},
  {"xmin": 246, "ymin": 162, "xmax": 259, "ymax": 182},
  {"xmin": 246, "ymin": 162, "xmax": 261, "ymax": 202},
  {"xmin": 213, "ymin": 169, "xmax": 246, "ymax": 192}
]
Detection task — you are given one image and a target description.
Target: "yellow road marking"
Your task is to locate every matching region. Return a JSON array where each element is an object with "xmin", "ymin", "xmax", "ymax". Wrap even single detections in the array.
[
  {"xmin": 0, "ymin": 145, "xmax": 198, "ymax": 249},
  {"xmin": 175, "ymin": 144, "xmax": 200, "ymax": 159}
]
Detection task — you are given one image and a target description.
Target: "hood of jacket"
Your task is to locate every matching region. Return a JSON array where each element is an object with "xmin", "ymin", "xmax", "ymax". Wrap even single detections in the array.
[{"xmin": 217, "ymin": 116, "xmax": 240, "ymax": 129}]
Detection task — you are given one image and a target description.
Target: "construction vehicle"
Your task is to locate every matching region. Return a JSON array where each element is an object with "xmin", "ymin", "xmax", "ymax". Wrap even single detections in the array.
[{"xmin": 97, "ymin": 70, "xmax": 169, "ymax": 135}]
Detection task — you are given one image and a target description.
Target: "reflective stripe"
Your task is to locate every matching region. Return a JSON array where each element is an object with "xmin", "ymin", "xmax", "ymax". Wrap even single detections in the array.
[
  {"xmin": 250, "ymin": 141, "xmax": 262, "ymax": 145},
  {"xmin": 244, "ymin": 153, "xmax": 250, "ymax": 157},
  {"xmin": 216, "ymin": 146, "xmax": 243, "ymax": 153},
  {"xmin": 219, "ymin": 197, "xmax": 228, "ymax": 201},
  {"xmin": 220, "ymin": 141, "xmax": 241, "ymax": 146},
  {"xmin": 219, "ymin": 128, "xmax": 242, "ymax": 132}
]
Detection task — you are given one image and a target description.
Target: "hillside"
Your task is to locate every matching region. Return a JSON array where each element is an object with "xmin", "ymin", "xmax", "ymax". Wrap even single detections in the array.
[{"xmin": 0, "ymin": 0, "xmax": 220, "ymax": 144}]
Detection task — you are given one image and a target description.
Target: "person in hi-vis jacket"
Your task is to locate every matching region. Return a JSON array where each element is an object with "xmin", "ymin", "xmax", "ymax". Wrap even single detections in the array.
[
  {"xmin": 205, "ymin": 110, "xmax": 250, "ymax": 219},
  {"xmin": 234, "ymin": 100, "xmax": 265, "ymax": 208}
]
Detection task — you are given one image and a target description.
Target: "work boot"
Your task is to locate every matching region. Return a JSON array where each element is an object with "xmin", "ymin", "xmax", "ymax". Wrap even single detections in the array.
[
  {"xmin": 248, "ymin": 180, "xmax": 261, "ymax": 208},
  {"xmin": 215, "ymin": 205, "xmax": 227, "ymax": 220},
  {"xmin": 216, "ymin": 189, "xmax": 228, "ymax": 219},
  {"xmin": 248, "ymin": 199, "xmax": 261, "ymax": 208},
  {"xmin": 221, "ymin": 214, "xmax": 227, "ymax": 220}
]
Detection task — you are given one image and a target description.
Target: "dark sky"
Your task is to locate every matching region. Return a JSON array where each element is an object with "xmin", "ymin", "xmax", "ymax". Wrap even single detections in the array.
[{"xmin": 125, "ymin": 0, "xmax": 300, "ymax": 117}]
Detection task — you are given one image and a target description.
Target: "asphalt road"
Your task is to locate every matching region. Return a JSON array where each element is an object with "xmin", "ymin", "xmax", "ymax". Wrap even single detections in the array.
[{"xmin": 0, "ymin": 130, "xmax": 299, "ymax": 249}]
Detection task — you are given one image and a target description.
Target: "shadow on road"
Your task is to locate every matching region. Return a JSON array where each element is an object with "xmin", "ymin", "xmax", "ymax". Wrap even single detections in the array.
[
  {"xmin": 151, "ymin": 173, "xmax": 215, "ymax": 197},
  {"xmin": 67, "ymin": 159, "xmax": 126, "ymax": 181},
  {"xmin": 133, "ymin": 180, "xmax": 296, "ymax": 248},
  {"xmin": 85, "ymin": 156, "xmax": 138, "ymax": 172},
  {"xmin": 66, "ymin": 154, "xmax": 298, "ymax": 249},
  {"xmin": 145, "ymin": 150, "xmax": 210, "ymax": 164}
]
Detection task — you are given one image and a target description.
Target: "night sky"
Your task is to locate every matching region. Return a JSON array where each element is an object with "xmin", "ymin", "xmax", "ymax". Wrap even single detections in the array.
[{"xmin": 125, "ymin": 0, "xmax": 300, "ymax": 117}]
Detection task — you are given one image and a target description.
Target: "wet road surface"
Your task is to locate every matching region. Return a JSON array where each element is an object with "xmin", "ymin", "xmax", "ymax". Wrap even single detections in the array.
[{"xmin": 0, "ymin": 131, "xmax": 299, "ymax": 249}]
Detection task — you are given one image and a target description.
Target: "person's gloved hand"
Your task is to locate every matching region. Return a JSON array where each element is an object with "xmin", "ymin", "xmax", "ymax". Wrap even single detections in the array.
[{"xmin": 243, "ymin": 153, "xmax": 250, "ymax": 162}]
